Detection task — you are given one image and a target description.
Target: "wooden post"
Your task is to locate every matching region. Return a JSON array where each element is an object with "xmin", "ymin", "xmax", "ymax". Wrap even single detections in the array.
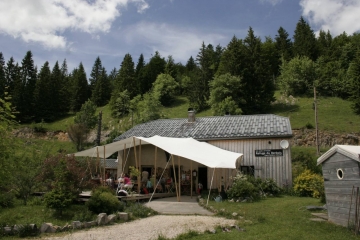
[
  {"xmin": 154, "ymin": 146, "xmax": 157, "ymax": 193},
  {"xmin": 190, "ymin": 160, "xmax": 193, "ymax": 198},
  {"xmin": 178, "ymin": 156, "xmax": 181, "ymax": 201},
  {"xmin": 103, "ymin": 146, "xmax": 106, "ymax": 186},
  {"xmin": 138, "ymin": 140, "xmax": 142, "ymax": 193},
  {"xmin": 133, "ymin": 137, "xmax": 138, "ymax": 193},
  {"xmin": 314, "ymin": 87, "xmax": 320, "ymax": 156},
  {"xmin": 171, "ymin": 155, "xmax": 179, "ymax": 201},
  {"xmin": 96, "ymin": 147, "xmax": 99, "ymax": 177},
  {"xmin": 123, "ymin": 144, "xmax": 126, "ymax": 176}
]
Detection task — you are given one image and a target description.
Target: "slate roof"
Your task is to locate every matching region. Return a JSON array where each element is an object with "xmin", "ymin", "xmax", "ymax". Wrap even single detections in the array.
[
  {"xmin": 105, "ymin": 159, "xmax": 118, "ymax": 169},
  {"xmin": 114, "ymin": 114, "xmax": 292, "ymax": 142}
]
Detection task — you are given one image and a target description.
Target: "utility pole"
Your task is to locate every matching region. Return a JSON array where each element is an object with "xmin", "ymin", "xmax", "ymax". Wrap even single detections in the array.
[
  {"xmin": 95, "ymin": 110, "xmax": 102, "ymax": 147},
  {"xmin": 314, "ymin": 87, "xmax": 320, "ymax": 156}
]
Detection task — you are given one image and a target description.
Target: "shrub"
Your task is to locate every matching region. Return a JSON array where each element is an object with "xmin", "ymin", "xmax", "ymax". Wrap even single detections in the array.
[
  {"xmin": 293, "ymin": 169, "xmax": 324, "ymax": 199},
  {"xmin": 86, "ymin": 187, "xmax": 122, "ymax": 214},
  {"xmin": 259, "ymin": 178, "xmax": 282, "ymax": 196},
  {"xmin": 125, "ymin": 202, "xmax": 155, "ymax": 218},
  {"xmin": 0, "ymin": 192, "xmax": 15, "ymax": 208},
  {"xmin": 227, "ymin": 173, "xmax": 260, "ymax": 200}
]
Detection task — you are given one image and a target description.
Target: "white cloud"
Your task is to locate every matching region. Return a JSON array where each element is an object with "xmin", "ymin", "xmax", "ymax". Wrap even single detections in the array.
[
  {"xmin": 260, "ymin": 0, "xmax": 283, "ymax": 6},
  {"xmin": 0, "ymin": 0, "xmax": 149, "ymax": 49},
  {"xmin": 122, "ymin": 22, "xmax": 227, "ymax": 63},
  {"xmin": 300, "ymin": 0, "xmax": 360, "ymax": 35}
]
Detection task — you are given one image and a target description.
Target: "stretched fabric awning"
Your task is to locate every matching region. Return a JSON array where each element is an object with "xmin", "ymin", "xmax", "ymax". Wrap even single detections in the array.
[{"xmin": 70, "ymin": 135, "xmax": 243, "ymax": 169}]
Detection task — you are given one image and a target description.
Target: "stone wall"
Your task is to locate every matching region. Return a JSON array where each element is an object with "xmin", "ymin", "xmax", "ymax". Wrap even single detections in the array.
[{"xmin": 291, "ymin": 129, "xmax": 360, "ymax": 147}]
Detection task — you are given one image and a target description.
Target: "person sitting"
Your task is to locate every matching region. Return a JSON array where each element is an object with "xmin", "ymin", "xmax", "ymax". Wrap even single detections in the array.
[
  {"xmin": 123, "ymin": 173, "xmax": 133, "ymax": 190},
  {"xmin": 146, "ymin": 179, "xmax": 153, "ymax": 193}
]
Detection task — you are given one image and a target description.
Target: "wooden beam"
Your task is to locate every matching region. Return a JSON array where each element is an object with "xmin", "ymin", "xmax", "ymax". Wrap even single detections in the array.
[
  {"xmin": 191, "ymin": 160, "xmax": 193, "ymax": 198},
  {"xmin": 171, "ymin": 155, "xmax": 179, "ymax": 201},
  {"xmin": 138, "ymin": 140, "xmax": 142, "ymax": 193},
  {"xmin": 178, "ymin": 156, "xmax": 181, "ymax": 202},
  {"xmin": 103, "ymin": 146, "xmax": 106, "ymax": 186}
]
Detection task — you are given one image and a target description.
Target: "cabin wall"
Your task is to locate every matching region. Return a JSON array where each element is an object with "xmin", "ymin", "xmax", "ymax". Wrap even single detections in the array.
[
  {"xmin": 322, "ymin": 152, "xmax": 360, "ymax": 226},
  {"xmin": 208, "ymin": 138, "xmax": 292, "ymax": 187}
]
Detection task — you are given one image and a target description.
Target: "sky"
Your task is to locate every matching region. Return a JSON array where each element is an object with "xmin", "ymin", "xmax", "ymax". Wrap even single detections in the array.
[{"xmin": 1, "ymin": 0, "xmax": 360, "ymax": 76}]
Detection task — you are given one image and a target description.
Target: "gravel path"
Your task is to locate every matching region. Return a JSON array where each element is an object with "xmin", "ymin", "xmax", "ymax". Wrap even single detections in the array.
[{"xmin": 45, "ymin": 215, "xmax": 237, "ymax": 240}]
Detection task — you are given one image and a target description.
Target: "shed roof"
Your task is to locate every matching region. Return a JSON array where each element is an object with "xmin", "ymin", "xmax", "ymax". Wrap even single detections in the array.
[
  {"xmin": 105, "ymin": 159, "xmax": 118, "ymax": 169},
  {"xmin": 317, "ymin": 145, "xmax": 360, "ymax": 165},
  {"xmin": 114, "ymin": 114, "xmax": 292, "ymax": 141}
]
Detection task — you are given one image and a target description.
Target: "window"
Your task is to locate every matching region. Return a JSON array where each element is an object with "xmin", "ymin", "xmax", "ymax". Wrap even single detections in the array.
[
  {"xmin": 241, "ymin": 166, "xmax": 255, "ymax": 176},
  {"xmin": 337, "ymin": 168, "xmax": 344, "ymax": 180}
]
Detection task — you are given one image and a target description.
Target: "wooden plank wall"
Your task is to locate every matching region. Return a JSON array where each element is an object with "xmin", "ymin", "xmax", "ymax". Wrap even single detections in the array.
[
  {"xmin": 322, "ymin": 152, "xmax": 360, "ymax": 227},
  {"xmin": 208, "ymin": 138, "xmax": 292, "ymax": 187}
]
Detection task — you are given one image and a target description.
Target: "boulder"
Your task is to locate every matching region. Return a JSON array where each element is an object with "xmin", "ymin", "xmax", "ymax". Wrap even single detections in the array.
[
  {"xmin": 108, "ymin": 214, "xmax": 117, "ymax": 223},
  {"xmin": 118, "ymin": 212, "xmax": 129, "ymax": 221},
  {"xmin": 40, "ymin": 223, "xmax": 57, "ymax": 233},
  {"xmin": 3, "ymin": 226, "xmax": 12, "ymax": 234},
  {"xmin": 97, "ymin": 213, "xmax": 108, "ymax": 225},
  {"xmin": 72, "ymin": 221, "xmax": 82, "ymax": 229}
]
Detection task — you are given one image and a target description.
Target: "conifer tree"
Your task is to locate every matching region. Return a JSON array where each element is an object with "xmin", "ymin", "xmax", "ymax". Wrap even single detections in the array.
[
  {"xmin": 348, "ymin": 50, "xmax": 360, "ymax": 114},
  {"xmin": 70, "ymin": 62, "xmax": 88, "ymax": 112},
  {"xmin": 0, "ymin": 53, "xmax": 5, "ymax": 99},
  {"xmin": 90, "ymin": 57, "xmax": 104, "ymax": 105},
  {"xmin": 141, "ymin": 51, "xmax": 166, "ymax": 94},
  {"xmin": 293, "ymin": 16, "xmax": 318, "ymax": 61},
  {"xmin": 19, "ymin": 51, "xmax": 37, "ymax": 122},
  {"xmin": 275, "ymin": 27, "xmax": 293, "ymax": 62},
  {"xmin": 164, "ymin": 55, "xmax": 176, "ymax": 79},
  {"xmin": 34, "ymin": 61, "xmax": 52, "ymax": 121},
  {"xmin": 135, "ymin": 54, "xmax": 146, "ymax": 95},
  {"xmin": 115, "ymin": 53, "xmax": 137, "ymax": 98}
]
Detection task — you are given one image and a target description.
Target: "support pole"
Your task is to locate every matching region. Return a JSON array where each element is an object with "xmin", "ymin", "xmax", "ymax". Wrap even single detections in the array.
[
  {"xmin": 154, "ymin": 146, "xmax": 157, "ymax": 195},
  {"xmin": 171, "ymin": 155, "xmax": 179, "ymax": 201},
  {"xmin": 314, "ymin": 87, "xmax": 320, "ymax": 156},
  {"xmin": 207, "ymin": 168, "xmax": 216, "ymax": 206},
  {"xmin": 178, "ymin": 156, "xmax": 181, "ymax": 202},
  {"xmin": 133, "ymin": 137, "xmax": 138, "ymax": 193},
  {"xmin": 138, "ymin": 140, "xmax": 142, "ymax": 193},
  {"xmin": 191, "ymin": 160, "xmax": 193, "ymax": 198},
  {"xmin": 103, "ymin": 146, "xmax": 106, "ymax": 186}
]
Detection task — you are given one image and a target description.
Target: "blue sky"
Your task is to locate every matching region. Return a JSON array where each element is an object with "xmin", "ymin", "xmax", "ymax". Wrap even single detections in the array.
[{"xmin": 1, "ymin": 0, "xmax": 360, "ymax": 76}]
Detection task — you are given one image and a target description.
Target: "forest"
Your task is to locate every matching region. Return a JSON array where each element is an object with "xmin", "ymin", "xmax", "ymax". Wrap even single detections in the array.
[{"xmin": 1, "ymin": 16, "xmax": 360, "ymax": 126}]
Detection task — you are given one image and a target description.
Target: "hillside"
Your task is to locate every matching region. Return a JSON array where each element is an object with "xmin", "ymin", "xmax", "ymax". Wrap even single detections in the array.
[{"xmin": 15, "ymin": 94, "xmax": 360, "ymax": 155}]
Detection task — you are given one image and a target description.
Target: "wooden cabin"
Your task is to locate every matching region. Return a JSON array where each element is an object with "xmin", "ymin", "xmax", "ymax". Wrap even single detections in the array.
[
  {"xmin": 317, "ymin": 145, "xmax": 360, "ymax": 227},
  {"xmin": 114, "ymin": 110, "xmax": 293, "ymax": 190}
]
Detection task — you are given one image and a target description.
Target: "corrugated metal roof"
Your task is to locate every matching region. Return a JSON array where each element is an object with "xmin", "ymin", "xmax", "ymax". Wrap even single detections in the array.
[
  {"xmin": 317, "ymin": 145, "xmax": 360, "ymax": 165},
  {"xmin": 105, "ymin": 159, "xmax": 117, "ymax": 169},
  {"xmin": 114, "ymin": 114, "xmax": 292, "ymax": 141}
]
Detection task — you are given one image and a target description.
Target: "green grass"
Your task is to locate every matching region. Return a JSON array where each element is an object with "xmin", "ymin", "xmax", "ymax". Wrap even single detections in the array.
[
  {"xmin": 25, "ymin": 94, "xmax": 360, "ymax": 135},
  {"xmin": 271, "ymin": 95, "xmax": 360, "ymax": 133},
  {"xmin": 163, "ymin": 196, "xmax": 358, "ymax": 240}
]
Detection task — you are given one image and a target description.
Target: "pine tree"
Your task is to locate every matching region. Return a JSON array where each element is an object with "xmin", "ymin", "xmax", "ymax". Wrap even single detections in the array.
[
  {"xmin": 34, "ymin": 61, "xmax": 52, "ymax": 121},
  {"xmin": 216, "ymin": 36, "xmax": 246, "ymax": 77},
  {"xmin": 0, "ymin": 53, "xmax": 5, "ymax": 99},
  {"xmin": 59, "ymin": 59, "xmax": 71, "ymax": 114},
  {"xmin": 164, "ymin": 55, "xmax": 176, "ymax": 79},
  {"xmin": 19, "ymin": 51, "xmax": 37, "ymax": 122},
  {"xmin": 293, "ymin": 16, "xmax": 318, "ymax": 61},
  {"xmin": 70, "ymin": 62, "xmax": 88, "ymax": 112},
  {"xmin": 348, "ymin": 50, "xmax": 360, "ymax": 114},
  {"xmin": 141, "ymin": 51, "xmax": 166, "ymax": 94},
  {"xmin": 90, "ymin": 57, "xmax": 104, "ymax": 105},
  {"xmin": 6, "ymin": 59, "xmax": 21, "ymax": 116},
  {"xmin": 50, "ymin": 61, "xmax": 63, "ymax": 118},
  {"xmin": 115, "ymin": 53, "xmax": 137, "ymax": 98},
  {"xmin": 185, "ymin": 56, "xmax": 197, "ymax": 73},
  {"xmin": 92, "ymin": 67, "xmax": 110, "ymax": 106},
  {"xmin": 275, "ymin": 27, "xmax": 293, "ymax": 62},
  {"xmin": 243, "ymin": 27, "xmax": 275, "ymax": 114},
  {"xmin": 135, "ymin": 54, "xmax": 146, "ymax": 95}
]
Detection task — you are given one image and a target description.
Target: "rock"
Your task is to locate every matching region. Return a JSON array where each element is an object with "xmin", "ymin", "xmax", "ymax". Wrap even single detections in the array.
[
  {"xmin": 13, "ymin": 224, "xmax": 24, "ymax": 232},
  {"xmin": 40, "ymin": 223, "xmax": 57, "ymax": 233},
  {"xmin": 61, "ymin": 223, "xmax": 71, "ymax": 232},
  {"xmin": 118, "ymin": 212, "xmax": 129, "ymax": 221},
  {"xmin": 72, "ymin": 221, "xmax": 82, "ymax": 229},
  {"xmin": 97, "ymin": 213, "xmax": 108, "ymax": 225},
  {"xmin": 232, "ymin": 212, "xmax": 238, "ymax": 217},
  {"xmin": 3, "ymin": 226, "xmax": 12, "ymax": 234},
  {"xmin": 108, "ymin": 214, "xmax": 118, "ymax": 223},
  {"xmin": 306, "ymin": 205, "xmax": 326, "ymax": 211}
]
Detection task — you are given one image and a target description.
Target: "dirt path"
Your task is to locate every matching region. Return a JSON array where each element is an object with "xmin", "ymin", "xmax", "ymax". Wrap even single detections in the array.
[{"xmin": 44, "ymin": 215, "xmax": 236, "ymax": 240}]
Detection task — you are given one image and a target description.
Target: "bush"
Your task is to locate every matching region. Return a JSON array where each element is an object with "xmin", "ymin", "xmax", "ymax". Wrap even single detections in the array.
[
  {"xmin": 86, "ymin": 187, "xmax": 123, "ymax": 214},
  {"xmin": 0, "ymin": 192, "xmax": 15, "ymax": 208},
  {"xmin": 125, "ymin": 202, "xmax": 155, "ymax": 218},
  {"xmin": 293, "ymin": 169, "xmax": 324, "ymax": 199},
  {"xmin": 259, "ymin": 178, "xmax": 282, "ymax": 196},
  {"xmin": 227, "ymin": 173, "xmax": 260, "ymax": 200}
]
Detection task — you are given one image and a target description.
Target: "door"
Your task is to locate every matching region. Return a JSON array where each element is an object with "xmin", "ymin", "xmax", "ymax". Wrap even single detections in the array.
[{"xmin": 198, "ymin": 167, "xmax": 208, "ymax": 190}]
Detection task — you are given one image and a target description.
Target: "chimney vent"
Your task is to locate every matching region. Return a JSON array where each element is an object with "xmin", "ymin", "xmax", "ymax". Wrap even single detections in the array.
[{"xmin": 188, "ymin": 108, "xmax": 196, "ymax": 123}]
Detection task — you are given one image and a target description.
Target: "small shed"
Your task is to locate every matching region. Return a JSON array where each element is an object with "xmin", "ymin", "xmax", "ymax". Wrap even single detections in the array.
[{"xmin": 317, "ymin": 145, "xmax": 360, "ymax": 227}]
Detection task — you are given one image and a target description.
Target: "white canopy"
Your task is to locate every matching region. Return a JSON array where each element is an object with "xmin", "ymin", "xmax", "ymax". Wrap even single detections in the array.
[{"xmin": 70, "ymin": 135, "xmax": 243, "ymax": 169}]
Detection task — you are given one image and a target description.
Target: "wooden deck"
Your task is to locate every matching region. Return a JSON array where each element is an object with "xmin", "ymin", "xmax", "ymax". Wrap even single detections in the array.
[{"xmin": 78, "ymin": 191, "xmax": 177, "ymax": 202}]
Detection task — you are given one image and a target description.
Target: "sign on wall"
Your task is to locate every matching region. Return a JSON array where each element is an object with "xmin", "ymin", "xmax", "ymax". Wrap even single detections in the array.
[{"xmin": 255, "ymin": 149, "xmax": 283, "ymax": 157}]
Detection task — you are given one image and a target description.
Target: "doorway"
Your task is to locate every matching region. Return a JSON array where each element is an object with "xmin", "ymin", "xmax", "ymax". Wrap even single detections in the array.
[{"xmin": 198, "ymin": 167, "xmax": 207, "ymax": 190}]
